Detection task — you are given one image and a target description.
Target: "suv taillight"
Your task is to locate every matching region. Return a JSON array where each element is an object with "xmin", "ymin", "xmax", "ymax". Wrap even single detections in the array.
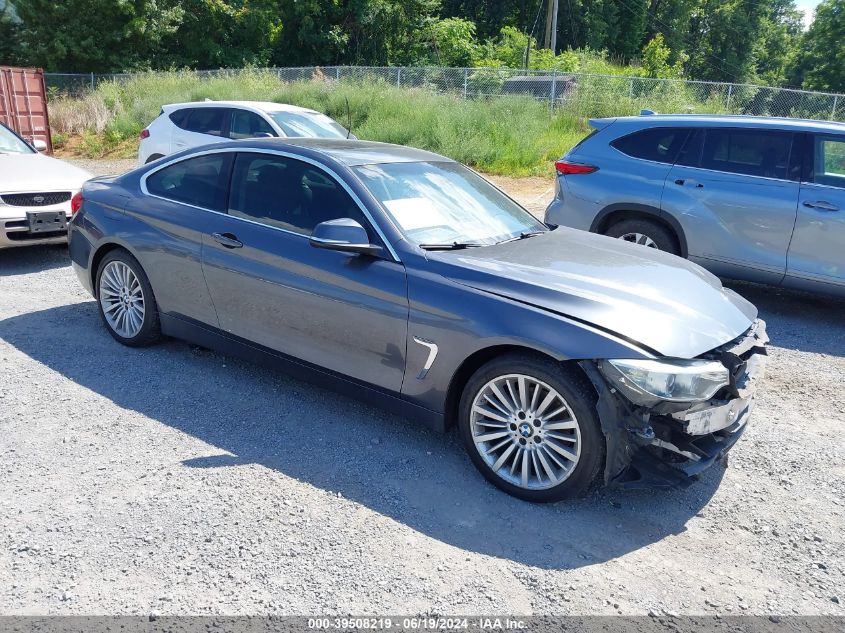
[
  {"xmin": 71, "ymin": 191, "xmax": 83, "ymax": 215},
  {"xmin": 140, "ymin": 129, "xmax": 150, "ymax": 139},
  {"xmin": 555, "ymin": 160, "xmax": 598, "ymax": 175}
]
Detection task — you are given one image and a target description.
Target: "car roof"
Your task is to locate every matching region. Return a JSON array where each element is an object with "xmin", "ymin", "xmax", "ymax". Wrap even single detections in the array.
[
  {"xmin": 594, "ymin": 113, "xmax": 845, "ymax": 133},
  {"xmin": 206, "ymin": 138, "xmax": 454, "ymax": 167},
  {"xmin": 163, "ymin": 100, "xmax": 316, "ymax": 114}
]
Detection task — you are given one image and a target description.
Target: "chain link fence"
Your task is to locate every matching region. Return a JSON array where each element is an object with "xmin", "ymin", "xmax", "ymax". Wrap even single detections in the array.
[{"xmin": 44, "ymin": 66, "xmax": 845, "ymax": 123}]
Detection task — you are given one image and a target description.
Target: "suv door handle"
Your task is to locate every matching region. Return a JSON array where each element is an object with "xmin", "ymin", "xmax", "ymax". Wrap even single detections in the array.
[
  {"xmin": 803, "ymin": 200, "xmax": 839, "ymax": 212},
  {"xmin": 212, "ymin": 232, "xmax": 243, "ymax": 248}
]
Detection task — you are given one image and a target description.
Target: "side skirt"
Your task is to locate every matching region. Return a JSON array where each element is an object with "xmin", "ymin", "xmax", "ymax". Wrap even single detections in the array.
[{"xmin": 159, "ymin": 313, "xmax": 446, "ymax": 433}]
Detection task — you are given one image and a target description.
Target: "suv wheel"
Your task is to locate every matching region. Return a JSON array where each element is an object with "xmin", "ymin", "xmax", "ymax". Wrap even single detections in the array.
[
  {"xmin": 458, "ymin": 355, "xmax": 604, "ymax": 502},
  {"xmin": 605, "ymin": 218, "xmax": 679, "ymax": 255},
  {"xmin": 96, "ymin": 250, "xmax": 161, "ymax": 347}
]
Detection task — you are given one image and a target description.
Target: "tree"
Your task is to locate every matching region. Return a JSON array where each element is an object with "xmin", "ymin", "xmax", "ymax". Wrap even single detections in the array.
[
  {"xmin": 271, "ymin": 0, "xmax": 440, "ymax": 66},
  {"xmin": 421, "ymin": 17, "xmax": 480, "ymax": 67},
  {"xmin": 794, "ymin": 0, "xmax": 845, "ymax": 91},
  {"xmin": 646, "ymin": 0, "xmax": 696, "ymax": 64},
  {"xmin": 685, "ymin": 0, "xmax": 768, "ymax": 82},
  {"xmin": 157, "ymin": 0, "xmax": 283, "ymax": 69},
  {"xmin": 641, "ymin": 32, "xmax": 684, "ymax": 77},
  {"xmin": 753, "ymin": 0, "xmax": 802, "ymax": 86},
  {"xmin": 12, "ymin": 0, "xmax": 183, "ymax": 72},
  {"xmin": 0, "ymin": 1, "xmax": 23, "ymax": 66},
  {"xmin": 441, "ymin": 0, "xmax": 530, "ymax": 40}
]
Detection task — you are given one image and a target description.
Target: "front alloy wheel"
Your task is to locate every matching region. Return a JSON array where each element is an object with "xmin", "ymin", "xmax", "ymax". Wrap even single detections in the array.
[
  {"xmin": 459, "ymin": 355, "xmax": 604, "ymax": 502},
  {"xmin": 470, "ymin": 374, "xmax": 582, "ymax": 490}
]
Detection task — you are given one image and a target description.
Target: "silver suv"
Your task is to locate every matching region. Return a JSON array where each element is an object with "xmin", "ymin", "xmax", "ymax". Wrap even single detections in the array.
[{"xmin": 545, "ymin": 114, "xmax": 845, "ymax": 297}]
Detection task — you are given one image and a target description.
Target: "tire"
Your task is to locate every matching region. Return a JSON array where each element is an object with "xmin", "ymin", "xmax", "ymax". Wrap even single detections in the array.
[
  {"xmin": 458, "ymin": 354, "xmax": 605, "ymax": 502},
  {"xmin": 604, "ymin": 218, "xmax": 679, "ymax": 255},
  {"xmin": 95, "ymin": 249, "xmax": 161, "ymax": 347},
  {"xmin": 145, "ymin": 154, "xmax": 165, "ymax": 164}
]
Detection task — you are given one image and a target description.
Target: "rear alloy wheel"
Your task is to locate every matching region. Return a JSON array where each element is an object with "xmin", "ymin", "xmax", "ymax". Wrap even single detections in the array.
[
  {"xmin": 605, "ymin": 218, "xmax": 679, "ymax": 255},
  {"xmin": 96, "ymin": 250, "xmax": 160, "ymax": 347},
  {"xmin": 459, "ymin": 355, "xmax": 604, "ymax": 502}
]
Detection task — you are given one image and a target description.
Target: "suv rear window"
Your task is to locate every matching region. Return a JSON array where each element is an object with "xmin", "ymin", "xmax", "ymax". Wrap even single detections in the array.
[{"xmin": 611, "ymin": 128, "xmax": 689, "ymax": 164}]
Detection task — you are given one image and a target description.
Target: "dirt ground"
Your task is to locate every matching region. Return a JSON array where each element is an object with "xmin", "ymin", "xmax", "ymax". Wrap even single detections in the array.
[{"xmin": 0, "ymin": 159, "xmax": 843, "ymax": 617}]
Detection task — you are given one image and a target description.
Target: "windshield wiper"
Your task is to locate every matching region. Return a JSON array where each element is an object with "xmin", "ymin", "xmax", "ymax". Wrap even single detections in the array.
[
  {"xmin": 418, "ymin": 241, "xmax": 486, "ymax": 251},
  {"xmin": 495, "ymin": 230, "xmax": 547, "ymax": 245}
]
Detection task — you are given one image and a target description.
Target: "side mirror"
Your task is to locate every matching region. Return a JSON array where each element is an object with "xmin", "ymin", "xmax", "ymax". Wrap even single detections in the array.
[
  {"xmin": 32, "ymin": 139, "xmax": 48, "ymax": 152},
  {"xmin": 253, "ymin": 132, "xmax": 274, "ymax": 138},
  {"xmin": 309, "ymin": 218, "xmax": 383, "ymax": 257}
]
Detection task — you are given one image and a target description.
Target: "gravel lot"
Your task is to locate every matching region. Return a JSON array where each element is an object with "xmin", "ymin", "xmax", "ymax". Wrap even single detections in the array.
[{"xmin": 0, "ymin": 160, "xmax": 843, "ymax": 617}]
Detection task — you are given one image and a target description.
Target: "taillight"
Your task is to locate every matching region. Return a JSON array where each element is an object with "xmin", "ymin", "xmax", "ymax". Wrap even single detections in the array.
[
  {"xmin": 71, "ymin": 191, "xmax": 83, "ymax": 215},
  {"xmin": 140, "ymin": 129, "xmax": 150, "ymax": 139},
  {"xmin": 555, "ymin": 160, "xmax": 598, "ymax": 175}
]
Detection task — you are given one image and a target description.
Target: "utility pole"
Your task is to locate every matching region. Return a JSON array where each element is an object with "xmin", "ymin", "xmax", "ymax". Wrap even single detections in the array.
[{"xmin": 543, "ymin": 0, "xmax": 559, "ymax": 52}]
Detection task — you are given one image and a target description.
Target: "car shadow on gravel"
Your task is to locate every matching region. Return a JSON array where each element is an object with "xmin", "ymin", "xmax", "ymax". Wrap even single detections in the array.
[
  {"xmin": 0, "ymin": 245, "xmax": 70, "ymax": 276},
  {"xmin": 725, "ymin": 280, "xmax": 845, "ymax": 357},
  {"xmin": 1, "ymin": 301, "xmax": 727, "ymax": 570}
]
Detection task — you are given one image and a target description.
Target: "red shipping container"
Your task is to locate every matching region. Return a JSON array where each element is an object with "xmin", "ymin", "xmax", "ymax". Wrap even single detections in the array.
[{"xmin": 0, "ymin": 66, "xmax": 53, "ymax": 154}]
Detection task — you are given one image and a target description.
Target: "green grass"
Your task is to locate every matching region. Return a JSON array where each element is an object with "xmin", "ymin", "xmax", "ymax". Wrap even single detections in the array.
[{"xmin": 50, "ymin": 69, "xmax": 591, "ymax": 176}]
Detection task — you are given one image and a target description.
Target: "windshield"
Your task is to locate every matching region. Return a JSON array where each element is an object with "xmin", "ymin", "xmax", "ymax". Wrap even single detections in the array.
[
  {"xmin": 268, "ymin": 111, "xmax": 348, "ymax": 139},
  {"xmin": 354, "ymin": 161, "xmax": 546, "ymax": 246},
  {"xmin": 0, "ymin": 124, "xmax": 34, "ymax": 154}
]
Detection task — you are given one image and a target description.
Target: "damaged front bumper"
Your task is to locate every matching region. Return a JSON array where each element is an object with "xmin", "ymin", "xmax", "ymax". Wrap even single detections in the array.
[{"xmin": 580, "ymin": 318, "xmax": 768, "ymax": 489}]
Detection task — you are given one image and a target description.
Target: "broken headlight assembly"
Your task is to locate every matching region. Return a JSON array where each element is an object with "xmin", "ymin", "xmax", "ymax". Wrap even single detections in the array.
[{"xmin": 598, "ymin": 358, "xmax": 730, "ymax": 406}]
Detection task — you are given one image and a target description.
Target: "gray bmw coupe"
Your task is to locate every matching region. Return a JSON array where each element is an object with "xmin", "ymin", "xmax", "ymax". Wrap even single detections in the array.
[{"xmin": 69, "ymin": 138, "xmax": 767, "ymax": 502}]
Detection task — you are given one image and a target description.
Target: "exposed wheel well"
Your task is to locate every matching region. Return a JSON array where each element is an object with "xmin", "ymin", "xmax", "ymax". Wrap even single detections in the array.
[
  {"xmin": 90, "ymin": 243, "xmax": 127, "ymax": 293},
  {"xmin": 443, "ymin": 345, "xmax": 590, "ymax": 429},
  {"xmin": 594, "ymin": 209, "xmax": 687, "ymax": 257}
]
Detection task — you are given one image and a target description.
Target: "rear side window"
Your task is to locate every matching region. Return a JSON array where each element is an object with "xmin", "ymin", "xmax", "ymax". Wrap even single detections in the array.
[
  {"xmin": 611, "ymin": 127, "xmax": 689, "ymax": 163},
  {"xmin": 146, "ymin": 153, "xmax": 233, "ymax": 211},
  {"xmin": 168, "ymin": 109, "xmax": 190, "ymax": 129},
  {"xmin": 184, "ymin": 108, "xmax": 227, "ymax": 137},
  {"xmin": 701, "ymin": 129, "xmax": 793, "ymax": 179},
  {"xmin": 812, "ymin": 135, "xmax": 845, "ymax": 188},
  {"xmin": 229, "ymin": 109, "xmax": 276, "ymax": 139}
]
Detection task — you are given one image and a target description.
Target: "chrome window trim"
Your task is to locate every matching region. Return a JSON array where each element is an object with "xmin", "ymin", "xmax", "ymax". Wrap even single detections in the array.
[{"xmin": 139, "ymin": 146, "xmax": 401, "ymax": 262}]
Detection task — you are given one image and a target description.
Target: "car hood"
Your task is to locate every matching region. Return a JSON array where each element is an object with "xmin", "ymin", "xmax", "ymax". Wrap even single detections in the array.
[
  {"xmin": 426, "ymin": 228, "xmax": 757, "ymax": 358},
  {"xmin": 0, "ymin": 153, "xmax": 91, "ymax": 193}
]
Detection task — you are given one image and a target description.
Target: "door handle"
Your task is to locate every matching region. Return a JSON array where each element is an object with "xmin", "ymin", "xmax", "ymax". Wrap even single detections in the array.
[
  {"xmin": 803, "ymin": 200, "xmax": 839, "ymax": 212},
  {"xmin": 212, "ymin": 232, "xmax": 243, "ymax": 248},
  {"xmin": 674, "ymin": 179, "xmax": 704, "ymax": 188}
]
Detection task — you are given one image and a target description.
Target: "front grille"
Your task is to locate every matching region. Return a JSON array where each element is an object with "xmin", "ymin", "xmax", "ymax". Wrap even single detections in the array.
[{"xmin": 1, "ymin": 192, "xmax": 72, "ymax": 207}]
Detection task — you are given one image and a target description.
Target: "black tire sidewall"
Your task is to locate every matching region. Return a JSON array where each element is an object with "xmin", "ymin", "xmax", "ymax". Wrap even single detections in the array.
[
  {"xmin": 95, "ymin": 250, "xmax": 160, "ymax": 347},
  {"xmin": 606, "ymin": 218, "xmax": 679, "ymax": 255},
  {"xmin": 458, "ymin": 355, "xmax": 605, "ymax": 502}
]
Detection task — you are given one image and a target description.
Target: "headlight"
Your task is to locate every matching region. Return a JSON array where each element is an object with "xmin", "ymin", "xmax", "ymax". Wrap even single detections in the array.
[{"xmin": 599, "ymin": 358, "xmax": 729, "ymax": 404}]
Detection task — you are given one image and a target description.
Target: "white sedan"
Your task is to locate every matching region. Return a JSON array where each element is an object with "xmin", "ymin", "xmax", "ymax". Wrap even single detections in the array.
[{"xmin": 0, "ymin": 123, "xmax": 91, "ymax": 249}]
